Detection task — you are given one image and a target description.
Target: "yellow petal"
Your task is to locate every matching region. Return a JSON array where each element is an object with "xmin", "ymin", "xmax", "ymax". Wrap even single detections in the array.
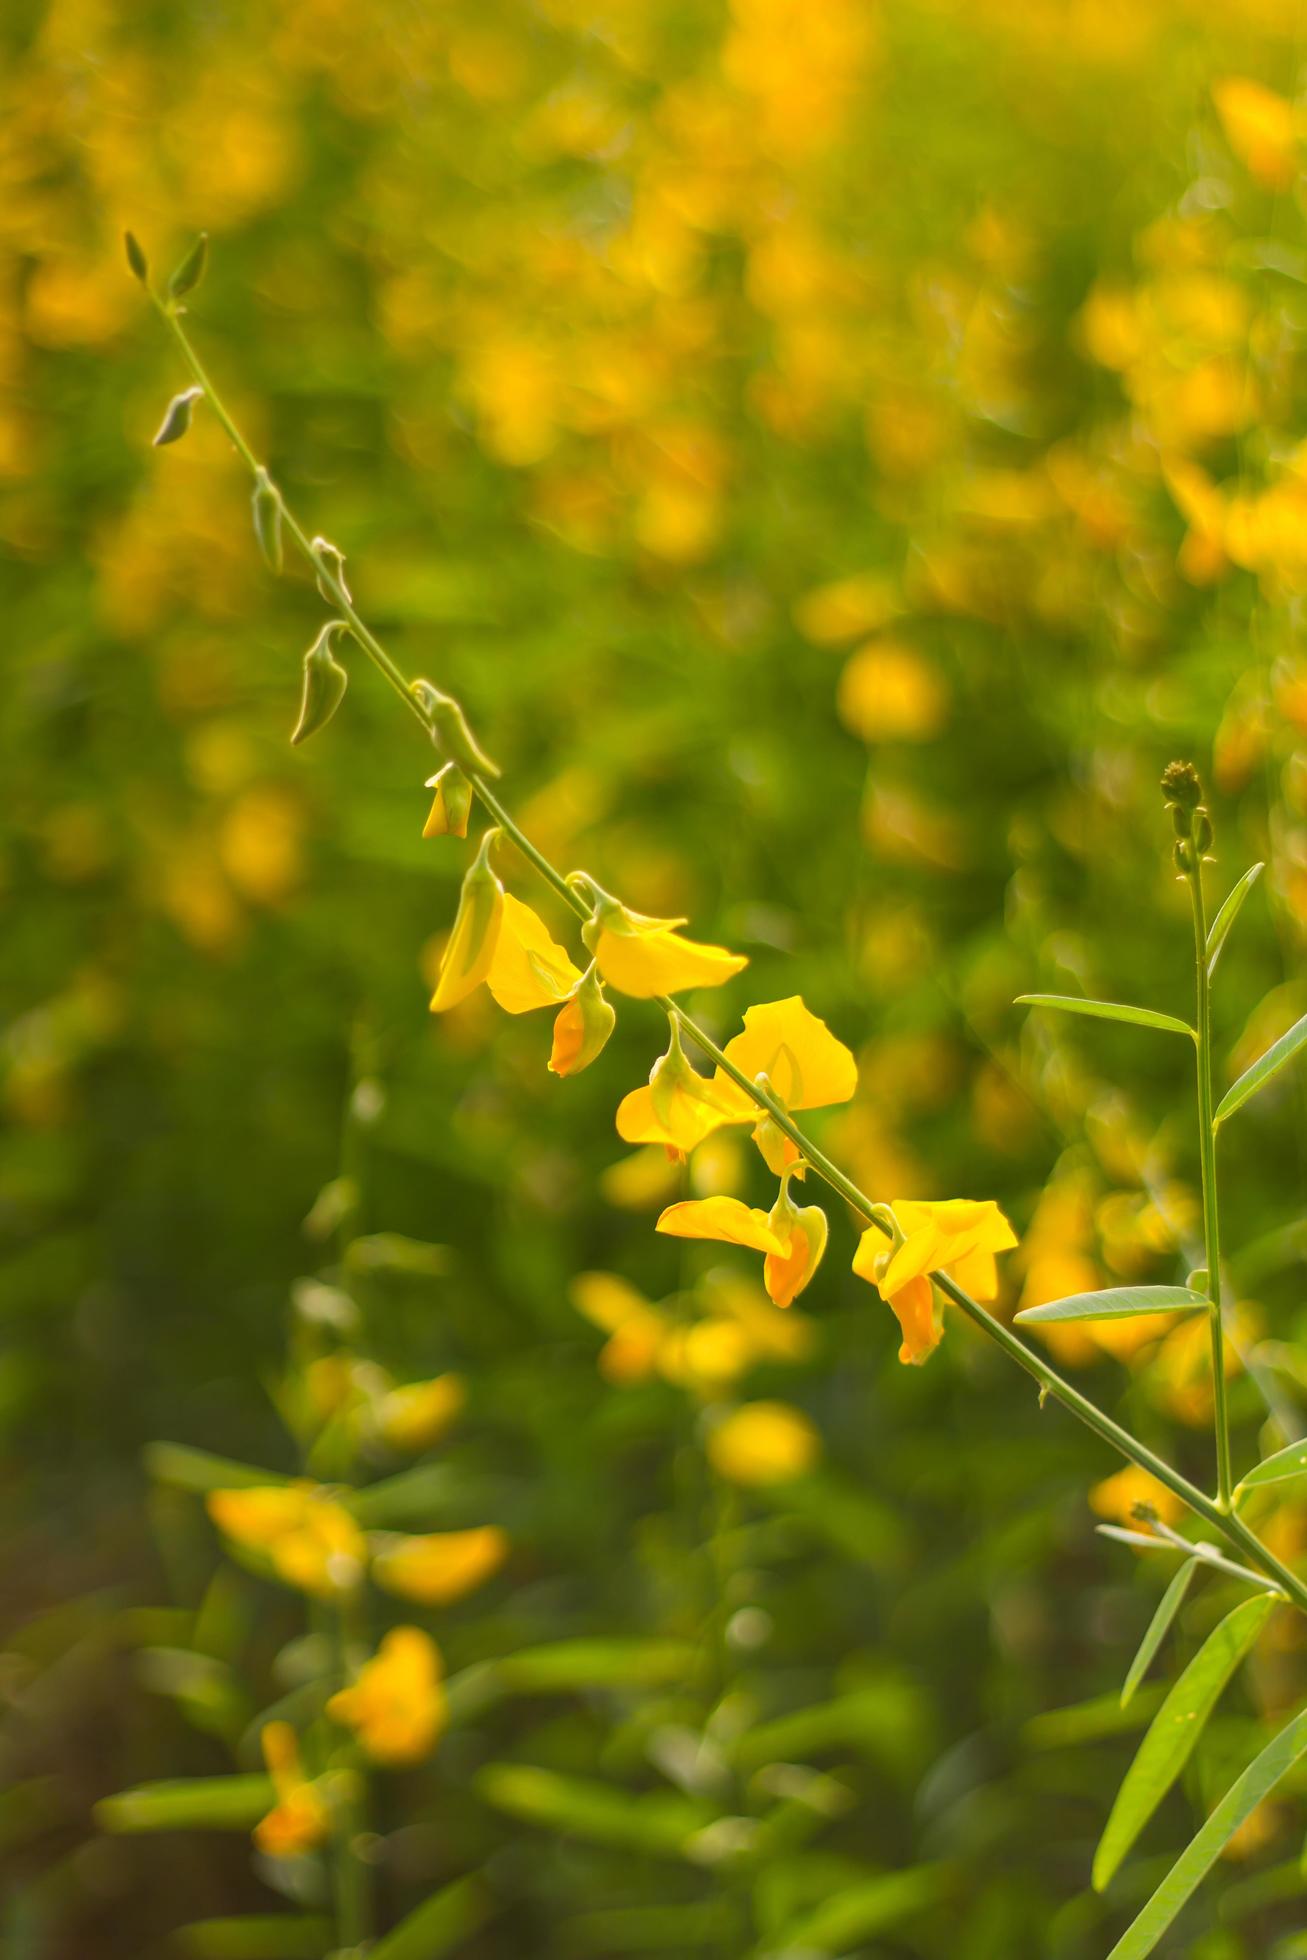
[
  {"xmin": 377, "ymin": 1375, "xmax": 465, "ymax": 1453},
  {"xmin": 716, "ymin": 996, "xmax": 857, "ymax": 1111},
  {"xmin": 371, "ymin": 1525, "xmax": 508, "ymax": 1605},
  {"xmin": 327, "ymin": 1626, "xmax": 445, "ymax": 1765},
  {"xmin": 485, "ymin": 892, "xmax": 583, "ymax": 1013},
  {"xmin": 594, "ymin": 923, "xmax": 747, "ymax": 1000},
  {"xmin": 570, "ymin": 1271, "xmax": 656, "ymax": 1334},
  {"xmin": 548, "ymin": 966, "xmax": 615, "ymax": 1075},
  {"xmin": 1088, "ymin": 1465, "xmax": 1185, "ymax": 1528},
  {"xmin": 616, "ymin": 1079, "xmax": 734, "ymax": 1155},
  {"xmin": 762, "ymin": 1203, "xmax": 828, "ymax": 1309},
  {"xmin": 707, "ymin": 1401, "xmax": 820, "ymax": 1486},
  {"xmin": 429, "ymin": 833, "xmax": 504, "ymax": 1013},
  {"xmin": 886, "ymin": 1273, "xmax": 940, "ymax": 1365},
  {"xmin": 656, "ymin": 1196, "xmax": 786, "ymax": 1255}
]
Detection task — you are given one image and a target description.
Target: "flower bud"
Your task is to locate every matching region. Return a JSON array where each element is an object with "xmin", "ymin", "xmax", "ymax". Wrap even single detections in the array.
[
  {"xmin": 763, "ymin": 1174, "xmax": 828, "ymax": 1308},
  {"xmin": 549, "ymin": 964, "xmax": 615, "ymax": 1077},
  {"xmin": 252, "ymin": 468, "xmax": 284, "ymax": 575},
  {"xmin": 411, "ymin": 682, "xmax": 500, "ymax": 780},
  {"xmin": 429, "ymin": 828, "xmax": 505, "ymax": 1012},
  {"xmin": 124, "ymin": 231, "xmax": 149, "ymax": 285},
  {"xmin": 422, "ymin": 763, "xmax": 472, "ymax": 840},
  {"xmin": 291, "ymin": 622, "xmax": 350, "ymax": 746},
  {"xmin": 152, "ymin": 386, "xmax": 203, "ymax": 447},
  {"xmin": 1161, "ymin": 760, "xmax": 1203, "ymax": 814},
  {"xmin": 169, "ymin": 231, "xmax": 209, "ymax": 299},
  {"xmin": 312, "ymin": 537, "xmax": 352, "ymax": 605}
]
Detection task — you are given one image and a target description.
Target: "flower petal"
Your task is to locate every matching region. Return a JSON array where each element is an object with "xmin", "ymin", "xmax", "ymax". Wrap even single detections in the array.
[
  {"xmin": 486, "ymin": 892, "xmax": 582, "ymax": 1013},
  {"xmin": 656, "ymin": 1196, "xmax": 785, "ymax": 1255},
  {"xmin": 717, "ymin": 996, "xmax": 858, "ymax": 1111}
]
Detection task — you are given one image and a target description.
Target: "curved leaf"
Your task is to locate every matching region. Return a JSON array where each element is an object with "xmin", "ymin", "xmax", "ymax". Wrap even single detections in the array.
[
  {"xmin": 368, "ymin": 1876, "xmax": 492, "ymax": 1960},
  {"xmin": 174, "ymin": 1918, "xmax": 333, "ymax": 1959},
  {"xmin": 1215, "ymin": 1012, "xmax": 1307, "ymax": 1126},
  {"xmin": 95, "ymin": 1775, "xmax": 272, "ymax": 1834},
  {"xmin": 1015, "ymin": 995, "xmax": 1194, "ymax": 1038},
  {"xmin": 1120, "ymin": 1559, "xmax": 1200, "ymax": 1709},
  {"xmin": 1206, "ymin": 864, "xmax": 1263, "ymax": 979},
  {"xmin": 1016, "ymin": 1286, "xmax": 1206, "ymax": 1326},
  {"xmin": 1092, "ymin": 1593, "xmax": 1276, "ymax": 1892},
  {"xmin": 1106, "ymin": 1703, "xmax": 1307, "ymax": 1960},
  {"xmin": 1234, "ymin": 1435, "xmax": 1307, "ymax": 1501}
]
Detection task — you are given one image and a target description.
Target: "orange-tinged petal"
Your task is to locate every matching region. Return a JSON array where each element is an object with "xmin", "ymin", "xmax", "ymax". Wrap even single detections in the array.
[
  {"xmin": 716, "ymin": 996, "xmax": 857, "ymax": 1111},
  {"xmin": 371, "ymin": 1525, "xmax": 508, "ymax": 1605},
  {"xmin": 656, "ymin": 1196, "xmax": 786, "ymax": 1255},
  {"xmin": 549, "ymin": 965, "xmax": 615, "ymax": 1075},
  {"xmin": 485, "ymin": 892, "xmax": 582, "ymax": 1013},
  {"xmin": 887, "ymin": 1273, "xmax": 940, "ymax": 1365}
]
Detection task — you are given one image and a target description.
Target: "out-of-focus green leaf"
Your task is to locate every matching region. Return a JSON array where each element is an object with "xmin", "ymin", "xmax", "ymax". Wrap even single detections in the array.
[
  {"xmin": 367, "ymin": 1875, "xmax": 492, "ymax": 1960},
  {"xmin": 760, "ymin": 1864, "xmax": 945, "ymax": 1954},
  {"xmin": 1235, "ymin": 1435, "xmax": 1307, "ymax": 1500},
  {"xmin": 561, "ymin": 1903, "xmax": 731, "ymax": 1952},
  {"xmin": 145, "ymin": 1443, "xmax": 285, "ymax": 1495},
  {"xmin": 173, "ymin": 1916, "xmax": 333, "ymax": 1958},
  {"xmin": 735, "ymin": 1680, "xmax": 933, "ymax": 1780},
  {"xmin": 1093, "ymin": 1594, "xmax": 1276, "ymax": 1891},
  {"xmin": 1206, "ymin": 864, "xmax": 1263, "ymax": 978},
  {"xmin": 475, "ymin": 1765, "xmax": 717, "ymax": 1858},
  {"xmin": 342, "ymin": 1232, "xmax": 449, "ymax": 1277},
  {"xmin": 1015, "ymin": 995, "xmax": 1194, "ymax": 1037},
  {"xmin": 1215, "ymin": 1012, "xmax": 1307, "ymax": 1126},
  {"xmin": 1015, "ymin": 1286, "xmax": 1206, "ymax": 1325},
  {"xmin": 1120, "ymin": 1560, "xmax": 1200, "ymax": 1709},
  {"xmin": 137, "ymin": 1646, "xmax": 252, "ymax": 1740},
  {"xmin": 95, "ymin": 1775, "xmax": 273, "ymax": 1834},
  {"xmin": 1024, "ymin": 1687, "xmax": 1167, "ymax": 1749},
  {"xmin": 495, "ymin": 1639, "xmax": 698, "ymax": 1693},
  {"xmin": 1106, "ymin": 1703, "xmax": 1307, "ymax": 1959}
]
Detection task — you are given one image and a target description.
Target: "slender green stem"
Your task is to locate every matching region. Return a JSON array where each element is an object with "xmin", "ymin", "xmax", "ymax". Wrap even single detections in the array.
[
  {"xmin": 146, "ymin": 296, "xmax": 1307, "ymax": 1618},
  {"xmin": 331, "ymin": 1594, "xmax": 372, "ymax": 1953},
  {"xmin": 1187, "ymin": 858, "xmax": 1233, "ymax": 1510}
]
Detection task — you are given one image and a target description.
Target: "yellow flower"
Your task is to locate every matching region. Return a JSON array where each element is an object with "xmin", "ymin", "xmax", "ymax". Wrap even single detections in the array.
[
  {"xmin": 254, "ymin": 1723, "xmax": 329, "ymax": 1858},
  {"xmin": 1213, "ymin": 76, "xmax": 1298, "ymax": 190},
  {"xmin": 429, "ymin": 829, "xmax": 505, "ymax": 1012},
  {"xmin": 616, "ymin": 1019, "xmax": 742, "ymax": 1156},
  {"xmin": 327, "ymin": 1627, "xmax": 445, "ymax": 1765},
  {"xmin": 852, "ymin": 1198, "xmax": 1017, "ymax": 1365},
  {"xmin": 1088, "ymin": 1465, "xmax": 1185, "ymax": 1529},
  {"xmin": 656, "ymin": 1175, "xmax": 828, "ymax": 1309},
  {"xmin": 549, "ymin": 964, "xmax": 616, "ymax": 1076},
  {"xmin": 422, "ymin": 763, "xmax": 472, "ymax": 840},
  {"xmin": 836, "ymin": 640, "xmax": 948, "ymax": 745},
  {"xmin": 485, "ymin": 892, "xmax": 582, "ymax": 1014},
  {"xmin": 711, "ymin": 996, "xmax": 858, "ymax": 1165},
  {"xmin": 578, "ymin": 884, "xmax": 747, "ymax": 1000},
  {"xmin": 371, "ymin": 1525, "xmax": 508, "ymax": 1605},
  {"xmin": 376, "ymin": 1374, "xmax": 466, "ymax": 1453},
  {"xmin": 570, "ymin": 1271, "xmax": 669, "ymax": 1384},
  {"xmin": 208, "ymin": 1483, "xmax": 366, "ymax": 1597},
  {"xmin": 707, "ymin": 1402, "xmax": 820, "ymax": 1486}
]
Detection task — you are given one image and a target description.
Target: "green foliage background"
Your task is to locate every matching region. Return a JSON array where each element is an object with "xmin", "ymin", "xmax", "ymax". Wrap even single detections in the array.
[{"xmin": 3, "ymin": 1, "xmax": 1307, "ymax": 1955}]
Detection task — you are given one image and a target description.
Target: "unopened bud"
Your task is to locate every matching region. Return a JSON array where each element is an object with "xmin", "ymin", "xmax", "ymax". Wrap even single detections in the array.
[
  {"xmin": 291, "ymin": 621, "xmax": 350, "ymax": 745},
  {"xmin": 152, "ymin": 386, "xmax": 203, "ymax": 447},
  {"xmin": 168, "ymin": 232, "xmax": 209, "ymax": 300},
  {"xmin": 422, "ymin": 762, "xmax": 472, "ymax": 839},
  {"xmin": 1161, "ymin": 761, "xmax": 1203, "ymax": 813},
  {"xmin": 411, "ymin": 681, "xmax": 501, "ymax": 780},
  {"xmin": 549, "ymin": 964, "xmax": 615, "ymax": 1077},
  {"xmin": 124, "ymin": 231, "xmax": 149, "ymax": 285},
  {"xmin": 252, "ymin": 468, "xmax": 284, "ymax": 575},
  {"xmin": 763, "ymin": 1175, "xmax": 828, "ymax": 1308},
  {"xmin": 429, "ymin": 827, "xmax": 505, "ymax": 1013},
  {"xmin": 312, "ymin": 537, "xmax": 352, "ymax": 605}
]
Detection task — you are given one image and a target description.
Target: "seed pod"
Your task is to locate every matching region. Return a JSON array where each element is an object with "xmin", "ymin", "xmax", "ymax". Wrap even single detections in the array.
[
  {"xmin": 422, "ymin": 763, "xmax": 472, "ymax": 839},
  {"xmin": 251, "ymin": 468, "xmax": 284, "ymax": 575},
  {"xmin": 124, "ymin": 231, "xmax": 149, "ymax": 285},
  {"xmin": 549, "ymin": 964, "xmax": 616, "ymax": 1077},
  {"xmin": 291, "ymin": 622, "xmax": 350, "ymax": 746},
  {"xmin": 169, "ymin": 232, "xmax": 209, "ymax": 299},
  {"xmin": 312, "ymin": 537, "xmax": 352, "ymax": 605},
  {"xmin": 411, "ymin": 681, "xmax": 501, "ymax": 780},
  {"xmin": 152, "ymin": 386, "xmax": 203, "ymax": 447}
]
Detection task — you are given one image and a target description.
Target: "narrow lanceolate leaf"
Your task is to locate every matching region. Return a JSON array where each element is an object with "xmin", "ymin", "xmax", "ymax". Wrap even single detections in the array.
[
  {"xmin": 1215, "ymin": 1012, "xmax": 1307, "ymax": 1127},
  {"xmin": 1092, "ymin": 1593, "xmax": 1276, "ymax": 1892},
  {"xmin": 1235, "ymin": 1434, "xmax": 1307, "ymax": 1501},
  {"xmin": 1206, "ymin": 863, "xmax": 1263, "ymax": 979},
  {"xmin": 1016, "ymin": 995, "xmax": 1194, "ymax": 1038},
  {"xmin": 95, "ymin": 1774, "xmax": 272, "ymax": 1833},
  {"xmin": 1106, "ymin": 1703, "xmax": 1307, "ymax": 1960},
  {"xmin": 1120, "ymin": 1560, "xmax": 1200, "ymax": 1710},
  {"xmin": 1016, "ymin": 1286, "xmax": 1207, "ymax": 1326},
  {"xmin": 367, "ymin": 1876, "xmax": 492, "ymax": 1960},
  {"xmin": 169, "ymin": 231, "xmax": 209, "ymax": 299},
  {"xmin": 174, "ymin": 1916, "xmax": 333, "ymax": 1959}
]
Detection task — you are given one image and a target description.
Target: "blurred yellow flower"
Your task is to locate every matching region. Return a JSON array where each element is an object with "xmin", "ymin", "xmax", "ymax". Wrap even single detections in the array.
[
  {"xmin": 376, "ymin": 1374, "xmax": 466, "ymax": 1453},
  {"xmin": 208, "ymin": 1482, "xmax": 365, "ymax": 1596},
  {"xmin": 1213, "ymin": 76, "xmax": 1298, "ymax": 189},
  {"xmin": 1088, "ymin": 1465, "xmax": 1185, "ymax": 1529},
  {"xmin": 254, "ymin": 1723, "xmax": 328, "ymax": 1858},
  {"xmin": 327, "ymin": 1627, "xmax": 445, "ymax": 1765},
  {"xmin": 837, "ymin": 640, "xmax": 949, "ymax": 745},
  {"xmin": 707, "ymin": 1401, "xmax": 820, "ymax": 1486},
  {"xmin": 852, "ymin": 1199, "xmax": 1017, "ymax": 1365},
  {"xmin": 371, "ymin": 1525, "xmax": 508, "ymax": 1605}
]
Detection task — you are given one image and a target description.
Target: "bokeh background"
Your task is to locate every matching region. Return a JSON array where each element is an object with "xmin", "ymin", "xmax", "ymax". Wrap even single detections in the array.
[{"xmin": 4, "ymin": 1, "xmax": 1307, "ymax": 1955}]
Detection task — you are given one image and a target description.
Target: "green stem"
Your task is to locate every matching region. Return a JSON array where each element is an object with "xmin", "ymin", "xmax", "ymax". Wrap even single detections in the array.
[
  {"xmin": 147, "ymin": 297, "xmax": 1307, "ymax": 1618},
  {"xmin": 331, "ymin": 1593, "xmax": 372, "ymax": 1953},
  {"xmin": 1188, "ymin": 857, "xmax": 1233, "ymax": 1510}
]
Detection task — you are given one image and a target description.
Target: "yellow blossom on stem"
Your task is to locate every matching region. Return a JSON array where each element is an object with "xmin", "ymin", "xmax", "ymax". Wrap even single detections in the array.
[
  {"xmin": 852, "ymin": 1198, "xmax": 1017, "ymax": 1365},
  {"xmin": 707, "ymin": 1401, "xmax": 821, "ymax": 1486},
  {"xmin": 371, "ymin": 1524, "xmax": 508, "ymax": 1605},
  {"xmin": 711, "ymin": 995, "xmax": 858, "ymax": 1167},
  {"xmin": 573, "ymin": 877, "xmax": 747, "ymax": 999},
  {"xmin": 616, "ymin": 1018, "xmax": 740, "ymax": 1156},
  {"xmin": 429, "ymin": 828, "xmax": 505, "ymax": 1012},
  {"xmin": 208, "ymin": 1482, "xmax": 366, "ymax": 1596},
  {"xmin": 549, "ymin": 962, "xmax": 616, "ymax": 1077},
  {"xmin": 485, "ymin": 891, "xmax": 582, "ymax": 1013},
  {"xmin": 254, "ymin": 1722, "xmax": 329, "ymax": 1858},
  {"xmin": 422, "ymin": 763, "xmax": 472, "ymax": 840},
  {"xmin": 656, "ymin": 1173, "xmax": 829, "ymax": 1308},
  {"xmin": 1088, "ymin": 1464, "xmax": 1185, "ymax": 1529},
  {"xmin": 327, "ymin": 1626, "xmax": 446, "ymax": 1765},
  {"xmin": 376, "ymin": 1373, "xmax": 465, "ymax": 1453}
]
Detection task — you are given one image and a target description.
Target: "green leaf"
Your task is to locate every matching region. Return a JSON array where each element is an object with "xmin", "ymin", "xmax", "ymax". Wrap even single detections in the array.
[
  {"xmin": 494, "ymin": 1639, "xmax": 698, "ymax": 1694},
  {"xmin": 1016, "ymin": 1285, "xmax": 1207, "ymax": 1326},
  {"xmin": 765, "ymin": 1865, "xmax": 946, "ymax": 1953},
  {"xmin": 1120, "ymin": 1560, "xmax": 1200, "ymax": 1709},
  {"xmin": 95, "ymin": 1775, "xmax": 272, "ymax": 1834},
  {"xmin": 1215, "ymin": 1012, "xmax": 1307, "ymax": 1126},
  {"xmin": 1015, "ymin": 995, "xmax": 1194, "ymax": 1038},
  {"xmin": 145, "ymin": 1443, "xmax": 285, "ymax": 1495},
  {"xmin": 1106, "ymin": 1703, "xmax": 1307, "ymax": 1960},
  {"xmin": 1234, "ymin": 1435, "xmax": 1307, "ymax": 1501},
  {"xmin": 1023, "ymin": 1686, "xmax": 1166, "ymax": 1750},
  {"xmin": 475, "ymin": 1766, "xmax": 716, "ymax": 1859},
  {"xmin": 368, "ymin": 1876, "xmax": 492, "ymax": 1960},
  {"xmin": 169, "ymin": 232, "xmax": 209, "ymax": 299},
  {"xmin": 1206, "ymin": 864, "xmax": 1264, "ymax": 979},
  {"xmin": 1092, "ymin": 1593, "xmax": 1276, "ymax": 1891},
  {"xmin": 173, "ymin": 1916, "xmax": 333, "ymax": 1958}
]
